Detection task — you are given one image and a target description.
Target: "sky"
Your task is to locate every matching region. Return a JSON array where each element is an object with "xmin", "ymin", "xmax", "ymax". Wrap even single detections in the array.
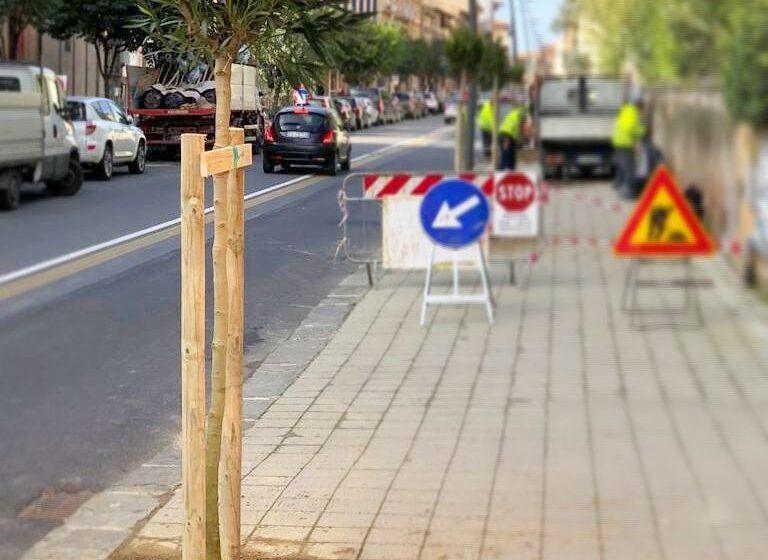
[{"xmin": 493, "ymin": 0, "xmax": 564, "ymax": 53}]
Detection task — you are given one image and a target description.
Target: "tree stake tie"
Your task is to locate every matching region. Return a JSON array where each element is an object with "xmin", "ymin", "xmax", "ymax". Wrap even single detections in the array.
[{"xmin": 231, "ymin": 146, "xmax": 240, "ymax": 169}]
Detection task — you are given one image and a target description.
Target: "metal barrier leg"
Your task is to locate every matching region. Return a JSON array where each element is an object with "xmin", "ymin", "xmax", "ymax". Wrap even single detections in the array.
[
  {"xmin": 622, "ymin": 259, "xmax": 638, "ymax": 313},
  {"xmin": 452, "ymin": 251, "xmax": 459, "ymax": 297},
  {"xmin": 477, "ymin": 243, "xmax": 495, "ymax": 325},
  {"xmin": 420, "ymin": 245, "xmax": 436, "ymax": 327}
]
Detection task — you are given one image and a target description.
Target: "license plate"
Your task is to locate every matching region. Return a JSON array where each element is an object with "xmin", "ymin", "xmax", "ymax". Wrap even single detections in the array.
[
  {"xmin": 284, "ymin": 131, "xmax": 309, "ymax": 139},
  {"xmin": 577, "ymin": 154, "xmax": 602, "ymax": 165}
]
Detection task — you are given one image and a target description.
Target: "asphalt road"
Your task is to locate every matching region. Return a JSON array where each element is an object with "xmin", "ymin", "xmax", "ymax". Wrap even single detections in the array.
[{"xmin": 0, "ymin": 116, "xmax": 454, "ymax": 560}]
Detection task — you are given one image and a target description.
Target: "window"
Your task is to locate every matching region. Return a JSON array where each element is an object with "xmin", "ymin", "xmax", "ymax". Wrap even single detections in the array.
[
  {"xmin": 276, "ymin": 113, "xmax": 325, "ymax": 133},
  {"xmin": 93, "ymin": 100, "xmax": 115, "ymax": 122},
  {"xmin": 0, "ymin": 77, "xmax": 21, "ymax": 92},
  {"xmin": 45, "ymin": 77, "xmax": 62, "ymax": 112},
  {"xmin": 65, "ymin": 101, "xmax": 87, "ymax": 121},
  {"xmin": 109, "ymin": 101, "xmax": 129, "ymax": 125}
]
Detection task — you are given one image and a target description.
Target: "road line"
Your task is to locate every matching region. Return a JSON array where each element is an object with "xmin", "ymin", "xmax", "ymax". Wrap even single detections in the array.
[{"xmin": 0, "ymin": 127, "xmax": 448, "ymax": 302}]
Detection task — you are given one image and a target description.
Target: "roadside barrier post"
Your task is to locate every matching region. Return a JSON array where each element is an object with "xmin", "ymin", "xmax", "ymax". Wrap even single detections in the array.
[{"xmin": 180, "ymin": 130, "xmax": 252, "ymax": 560}]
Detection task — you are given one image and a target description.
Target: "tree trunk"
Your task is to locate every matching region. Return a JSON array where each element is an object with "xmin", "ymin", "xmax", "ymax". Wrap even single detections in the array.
[
  {"xmin": 454, "ymin": 70, "xmax": 467, "ymax": 172},
  {"xmin": 205, "ymin": 55, "xmax": 232, "ymax": 560},
  {"xmin": 491, "ymin": 75, "xmax": 500, "ymax": 171},
  {"xmin": 8, "ymin": 13, "xmax": 23, "ymax": 60}
]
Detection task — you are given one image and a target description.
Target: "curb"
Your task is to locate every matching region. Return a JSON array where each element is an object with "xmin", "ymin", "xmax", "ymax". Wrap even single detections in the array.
[{"xmin": 19, "ymin": 267, "xmax": 370, "ymax": 560}]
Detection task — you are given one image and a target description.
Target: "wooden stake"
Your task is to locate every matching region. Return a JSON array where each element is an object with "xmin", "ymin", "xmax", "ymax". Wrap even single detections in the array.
[
  {"xmin": 180, "ymin": 133, "xmax": 206, "ymax": 560},
  {"xmin": 220, "ymin": 127, "xmax": 245, "ymax": 559}
]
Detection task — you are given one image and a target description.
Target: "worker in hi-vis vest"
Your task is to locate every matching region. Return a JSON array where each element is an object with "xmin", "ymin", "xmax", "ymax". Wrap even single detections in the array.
[
  {"xmin": 612, "ymin": 95, "xmax": 646, "ymax": 198},
  {"xmin": 498, "ymin": 104, "xmax": 525, "ymax": 170},
  {"xmin": 477, "ymin": 99, "xmax": 495, "ymax": 161}
]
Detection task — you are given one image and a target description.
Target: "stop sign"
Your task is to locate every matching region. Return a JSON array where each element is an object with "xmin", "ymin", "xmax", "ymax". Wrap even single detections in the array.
[{"xmin": 496, "ymin": 172, "xmax": 536, "ymax": 211}]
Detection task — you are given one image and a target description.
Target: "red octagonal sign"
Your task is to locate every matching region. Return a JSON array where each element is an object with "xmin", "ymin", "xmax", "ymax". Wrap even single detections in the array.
[{"xmin": 496, "ymin": 172, "xmax": 535, "ymax": 211}]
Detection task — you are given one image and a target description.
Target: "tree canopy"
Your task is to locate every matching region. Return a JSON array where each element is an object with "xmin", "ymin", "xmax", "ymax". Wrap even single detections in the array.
[
  {"xmin": 43, "ymin": 0, "xmax": 147, "ymax": 96},
  {"xmin": 560, "ymin": 0, "xmax": 768, "ymax": 125},
  {"xmin": 327, "ymin": 21, "xmax": 406, "ymax": 85}
]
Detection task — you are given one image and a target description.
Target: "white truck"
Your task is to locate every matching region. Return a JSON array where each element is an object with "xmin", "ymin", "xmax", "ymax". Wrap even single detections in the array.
[
  {"xmin": 536, "ymin": 76, "xmax": 626, "ymax": 179},
  {"xmin": 0, "ymin": 63, "xmax": 83, "ymax": 210}
]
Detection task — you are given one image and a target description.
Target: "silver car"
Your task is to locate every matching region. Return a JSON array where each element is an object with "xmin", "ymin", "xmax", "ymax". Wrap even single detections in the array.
[{"xmin": 66, "ymin": 96, "xmax": 147, "ymax": 180}]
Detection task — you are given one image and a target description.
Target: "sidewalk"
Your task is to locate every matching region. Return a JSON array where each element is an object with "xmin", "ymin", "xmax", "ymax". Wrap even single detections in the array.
[{"xmin": 42, "ymin": 181, "xmax": 768, "ymax": 559}]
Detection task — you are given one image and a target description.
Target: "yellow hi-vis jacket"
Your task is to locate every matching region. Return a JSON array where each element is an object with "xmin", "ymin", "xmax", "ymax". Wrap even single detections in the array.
[
  {"xmin": 612, "ymin": 103, "xmax": 645, "ymax": 149},
  {"xmin": 478, "ymin": 100, "xmax": 495, "ymax": 132},
  {"xmin": 499, "ymin": 107, "xmax": 524, "ymax": 139}
]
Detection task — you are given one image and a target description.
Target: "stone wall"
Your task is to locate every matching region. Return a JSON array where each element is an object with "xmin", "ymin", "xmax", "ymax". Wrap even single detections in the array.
[{"xmin": 650, "ymin": 87, "xmax": 768, "ymax": 290}]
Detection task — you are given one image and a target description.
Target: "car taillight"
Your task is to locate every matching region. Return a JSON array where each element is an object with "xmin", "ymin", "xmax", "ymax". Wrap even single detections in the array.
[
  {"xmin": 378, "ymin": 99, "xmax": 384, "ymax": 113},
  {"xmin": 85, "ymin": 121, "xmax": 97, "ymax": 135},
  {"xmin": 322, "ymin": 130, "xmax": 335, "ymax": 144},
  {"xmin": 265, "ymin": 126, "xmax": 276, "ymax": 143}
]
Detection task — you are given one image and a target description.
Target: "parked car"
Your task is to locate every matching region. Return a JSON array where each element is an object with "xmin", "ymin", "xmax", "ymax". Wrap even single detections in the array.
[
  {"xmin": 349, "ymin": 87, "xmax": 388, "ymax": 125},
  {"xmin": 262, "ymin": 105, "xmax": 351, "ymax": 176},
  {"xmin": 340, "ymin": 96, "xmax": 370, "ymax": 130},
  {"xmin": 66, "ymin": 96, "xmax": 147, "ymax": 180},
  {"xmin": 307, "ymin": 96, "xmax": 333, "ymax": 110},
  {"xmin": 413, "ymin": 92, "xmax": 428, "ymax": 118},
  {"xmin": 396, "ymin": 91, "xmax": 418, "ymax": 119},
  {"xmin": 333, "ymin": 98, "xmax": 355, "ymax": 131},
  {"xmin": 0, "ymin": 63, "xmax": 83, "ymax": 210},
  {"xmin": 423, "ymin": 91, "xmax": 440, "ymax": 114},
  {"xmin": 360, "ymin": 97, "xmax": 379, "ymax": 127},
  {"xmin": 381, "ymin": 91, "xmax": 402, "ymax": 124},
  {"xmin": 444, "ymin": 93, "xmax": 458, "ymax": 124}
]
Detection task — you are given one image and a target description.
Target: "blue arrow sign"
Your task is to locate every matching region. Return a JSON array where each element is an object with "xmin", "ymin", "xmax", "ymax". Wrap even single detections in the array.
[{"xmin": 420, "ymin": 179, "xmax": 489, "ymax": 249}]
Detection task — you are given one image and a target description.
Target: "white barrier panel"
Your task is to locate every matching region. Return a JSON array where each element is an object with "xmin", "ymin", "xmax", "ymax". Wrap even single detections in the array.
[{"xmin": 382, "ymin": 197, "xmax": 485, "ymax": 270}]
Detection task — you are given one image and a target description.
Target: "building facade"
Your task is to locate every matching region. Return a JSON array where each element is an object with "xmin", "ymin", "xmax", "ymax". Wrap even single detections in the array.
[
  {"xmin": 347, "ymin": 0, "xmax": 467, "ymax": 40},
  {"xmin": 1, "ymin": 23, "xmax": 105, "ymax": 97}
]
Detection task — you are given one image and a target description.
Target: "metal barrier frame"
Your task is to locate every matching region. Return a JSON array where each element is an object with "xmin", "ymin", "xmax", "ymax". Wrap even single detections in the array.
[{"xmin": 334, "ymin": 170, "xmax": 545, "ymax": 287}]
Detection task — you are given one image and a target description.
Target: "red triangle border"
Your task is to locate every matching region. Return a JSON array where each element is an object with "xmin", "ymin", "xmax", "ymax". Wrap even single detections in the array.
[{"xmin": 613, "ymin": 165, "xmax": 716, "ymax": 257}]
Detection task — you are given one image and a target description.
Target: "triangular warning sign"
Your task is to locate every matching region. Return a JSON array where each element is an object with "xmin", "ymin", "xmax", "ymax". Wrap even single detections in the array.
[{"xmin": 614, "ymin": 165, "xmax": 716, "ymax": 257}]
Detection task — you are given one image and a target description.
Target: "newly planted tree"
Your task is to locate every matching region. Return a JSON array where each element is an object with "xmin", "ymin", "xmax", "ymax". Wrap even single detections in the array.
[{"xmin": 136, "ymin": 2, "xmax": 358, "ymax": 559}]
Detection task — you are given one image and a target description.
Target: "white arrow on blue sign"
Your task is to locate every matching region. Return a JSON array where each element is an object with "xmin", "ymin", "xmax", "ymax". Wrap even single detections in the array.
[{"xmin": 420, "ymin": 179, "xmax": 490, "ymax": 249}]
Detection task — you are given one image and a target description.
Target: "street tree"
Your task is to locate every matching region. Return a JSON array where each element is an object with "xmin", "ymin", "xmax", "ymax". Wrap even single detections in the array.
[
  {"xmin": 396, "ymin": 38, "xmax": 447, "ymax": 90},
  {"xmin": 43, "ymin": 0, "xmax": 147, "ymax": 98},
  {"xmin": 135, "ymin": 2, "xmax": 357, "ymax": 558},
  {"xmin": 0, "ymin": 0, "xmax": 48, "ymax": 60},
  {"xmin": 329, "ymin": 21, "xmax": 405, "ymax": 86},
  {"xmin": 445, "ymin": 25, "xmax": 484, "ymax": 170},
  {"xmin": 722, "ymin": 0, "xmax": 768, "ymax": 127}
]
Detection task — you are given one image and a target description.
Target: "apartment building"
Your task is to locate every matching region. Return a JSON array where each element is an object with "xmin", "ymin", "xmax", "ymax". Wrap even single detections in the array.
[{"xmin": 348, "ymin": 0, "xmax": 468, "ymax": 40}]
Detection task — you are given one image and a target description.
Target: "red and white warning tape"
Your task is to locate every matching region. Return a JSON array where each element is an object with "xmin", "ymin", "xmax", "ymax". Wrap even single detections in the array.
[{"xmin": 363, "ymin": 173, "xmax": 494, "ymax": 198}]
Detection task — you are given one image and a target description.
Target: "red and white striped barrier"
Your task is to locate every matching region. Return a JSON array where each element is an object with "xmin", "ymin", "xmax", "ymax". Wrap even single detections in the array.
[{"xmin": 362, "ymin": 173, "xmax": 494, "ymax": 199}]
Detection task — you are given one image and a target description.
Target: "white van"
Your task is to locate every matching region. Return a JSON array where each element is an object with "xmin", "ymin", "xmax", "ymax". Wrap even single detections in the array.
[{"xmin": 0, "ymin": 63, "xmax": 83, "ymax": 210}]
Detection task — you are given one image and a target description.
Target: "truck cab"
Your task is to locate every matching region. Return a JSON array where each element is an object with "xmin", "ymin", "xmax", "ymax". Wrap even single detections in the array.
[
  {"xmin": 536, "ymin": 76, "xmax": 626, "ymax": 179},
  {"xmin": 0, "ymin": 63, "xmax": 83, "ymax": 210}
]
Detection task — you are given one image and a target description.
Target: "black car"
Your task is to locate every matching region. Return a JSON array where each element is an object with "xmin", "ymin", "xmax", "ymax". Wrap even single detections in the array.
[{"xmin": 262, "ymin": 106, "xmax": 352, "ymax": 175}]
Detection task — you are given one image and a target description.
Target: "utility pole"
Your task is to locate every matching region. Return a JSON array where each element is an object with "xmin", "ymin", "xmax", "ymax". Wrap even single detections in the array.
[
  {"xmin": 464, "ymin": 0, "xmax": 479, "ymax": 171},
  {"xmin": 508, "ymin": 0, "xmax": 518, "ymax": 61}
]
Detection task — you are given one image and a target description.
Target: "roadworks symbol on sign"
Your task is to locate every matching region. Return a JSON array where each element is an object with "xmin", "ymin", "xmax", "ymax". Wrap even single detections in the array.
[{"xmin": 614, "ymin": 165, "xmax": 716, "ymax": 257}]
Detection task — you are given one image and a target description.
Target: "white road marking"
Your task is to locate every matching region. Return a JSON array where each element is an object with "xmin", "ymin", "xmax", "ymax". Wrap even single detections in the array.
[{"xmin": 0, "ymin": 128, "xmax": 446, "ymax": 288}]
